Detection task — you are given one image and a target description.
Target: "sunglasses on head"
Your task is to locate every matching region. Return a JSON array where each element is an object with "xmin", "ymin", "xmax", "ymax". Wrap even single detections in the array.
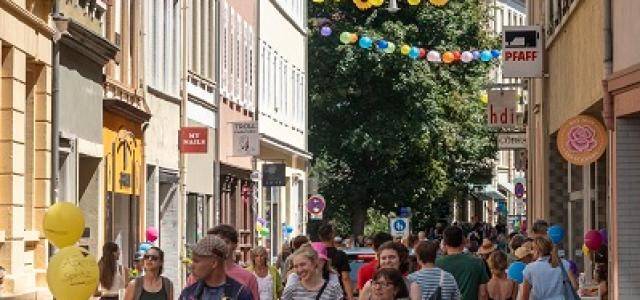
[{"xmin": 143, "ymin": 254, "xmax": 160, "ymax": 261}]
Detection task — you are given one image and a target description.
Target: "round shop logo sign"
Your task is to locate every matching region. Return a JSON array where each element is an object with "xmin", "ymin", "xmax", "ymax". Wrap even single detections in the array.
[{"xmin": 557, "ymin": 115, "xmax": 607, "ymax": 165}]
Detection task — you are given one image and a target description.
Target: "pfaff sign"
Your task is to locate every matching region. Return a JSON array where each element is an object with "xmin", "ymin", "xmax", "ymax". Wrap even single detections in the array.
[
  {"xmin": 179, "ymin": 127, "xmax": 208, "ymax": 153},
  {"xmin": 502, "ymin": 26, "xmax": 543, "ymax": 78},
  {"xmin": 487, "ymin": 90, "xmax": 518, "ymax": 128}
]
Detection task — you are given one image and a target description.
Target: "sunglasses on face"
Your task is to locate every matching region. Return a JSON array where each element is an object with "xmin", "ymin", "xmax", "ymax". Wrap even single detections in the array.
[{"xmin": 143, "ymin": 254, "xmax": 160, "ymax": 261}]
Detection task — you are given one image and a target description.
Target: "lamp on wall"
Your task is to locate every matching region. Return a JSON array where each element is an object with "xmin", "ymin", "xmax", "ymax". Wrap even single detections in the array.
[{"xmin": 386, "ymin": 0, "xmax": 400, "ymax": 13}]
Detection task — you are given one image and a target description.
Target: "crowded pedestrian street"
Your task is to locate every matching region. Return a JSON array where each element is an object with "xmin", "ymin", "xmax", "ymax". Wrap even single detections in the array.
[{"xmin": 0, "ymin": 0, "xmax": 637, "ymax": 299}]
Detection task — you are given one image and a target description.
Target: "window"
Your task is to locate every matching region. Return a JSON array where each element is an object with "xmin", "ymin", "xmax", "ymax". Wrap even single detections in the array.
[
  {"xmin": 235, "ymin": 14, "xmax": 241, "ymax": 102},
  {"xmin": 221, "ymin": 2, "xmax": 228, "ymax": 96},
  {"xmin": 229, "ymin": 8, "xmax": 235, "ymax": 99}
]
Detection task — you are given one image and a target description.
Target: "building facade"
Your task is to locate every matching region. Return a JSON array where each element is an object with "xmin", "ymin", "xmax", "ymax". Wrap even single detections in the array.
[
  {"xmin": 528, "ymin": 0, "xmax": 608, "ymax": 285},
  {"xmin": 0, "ymin": 0, "xmax": 53, "ymax": 298},
  {"xmin": 143, "ymin": 0, "xmax": 182, "ymax": 287},
  {"xmin": 605, "ymin": 0, "xmax": 640, "ymax": 297},
  {"xmin": 102, "ymin": 0, "xmax": 148, "ymax": 269},
  {"xmin": 257, "ymin": 0, "xmax": 311, "ymax": 259},
  {"xmin": 55, "ymin": 0, "xmax": 116, "ymax": 260}
]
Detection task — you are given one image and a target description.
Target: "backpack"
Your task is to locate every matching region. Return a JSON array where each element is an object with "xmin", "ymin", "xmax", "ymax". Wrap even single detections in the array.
[
  {"xmin": 426, "ymin": 270, "xmax": 445, "ymax": 300},
  {"xmin": 133, "ymin": 276, "xmax": 173, "ymax": 299}
]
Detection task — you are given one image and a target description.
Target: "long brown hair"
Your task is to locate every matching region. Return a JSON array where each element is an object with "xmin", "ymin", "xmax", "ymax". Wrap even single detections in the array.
[
  {"xmin": 249, "ymin": 246, "xmax": 269, "ymax": 268},
  {"xmin": 532, "ymin": 237, "xmax": 560, "ymax": 268},
  {"xmin": 99, "ymin": 242, "xmax": 119, "ymax": 289}
]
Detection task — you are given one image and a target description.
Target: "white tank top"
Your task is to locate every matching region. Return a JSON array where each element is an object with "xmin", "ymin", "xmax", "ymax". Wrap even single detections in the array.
[
  {"xmin": 101, "ymin": 265, "xmax": 126, "ymax": 297},
  {"xmin": 256, "ymin": 271, "xmax": 273, "ymax": 300}
]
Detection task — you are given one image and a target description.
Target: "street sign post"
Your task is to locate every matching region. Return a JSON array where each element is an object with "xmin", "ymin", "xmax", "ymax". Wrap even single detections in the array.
[
  {"xmin": 390, "ymin": 218, "xmax": 410, "ymax": 237},
  {"xmin": 502, "ymin": 26, "xmax": 543, "ymax": 78}
]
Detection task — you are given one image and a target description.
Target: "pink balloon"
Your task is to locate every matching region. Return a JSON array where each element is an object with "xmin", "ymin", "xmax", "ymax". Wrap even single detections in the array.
[
  {"xmin": 584, "ymin": 230, "xmax": 602, "ymax": 251},
  {"xmin": 146, "ymin": 226, "xmax": 159, "ymax": 242}
]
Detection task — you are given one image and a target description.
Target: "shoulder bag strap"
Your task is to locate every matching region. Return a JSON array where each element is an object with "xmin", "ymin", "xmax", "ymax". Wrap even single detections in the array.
[
  {"xmin": 133, "ymin": 277, "xmax": 144, "ymax": 300},
  {"xmin": 315, "ymin": 280, "xmax": 329, "ymax": 300},
  {"xmin": 559, "ymin": 261, "xmax": 580, "ymax": 300}
]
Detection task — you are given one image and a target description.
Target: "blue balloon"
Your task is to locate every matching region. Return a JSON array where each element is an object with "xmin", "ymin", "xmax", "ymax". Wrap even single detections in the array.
[
  {"xmin": 480, "ymin": 50, "xmax": 493, "ymax": 62},
  {"xmin": 508, "ymin": 262, "xmax": 526, "ymax": 283},
  {"xmin": 138, "ymin": 242, "xmax": 152, "ymax": 253},
  {"xmin": 376, "ymin": 39, "xmax": 389, "ymax": 50},
  {"xmin": 547, "ymin": 225, "xmax": 565, "ymax": 244},
  {"xmin": 359, "ymin": 36, "xmax": 373, "ymax": 49},
  {"xmin": 472, "ymin": 50, "xmax": 481, "ymax": 60},
  {"xmin": 408, "ymin": 47, "xmax": 420, "ymax": 59},
  {"xmin": 286, "ymin": 225, "xmax": 294, "ymax": 234},
  {"xmin": 491, "ymin": 49, "xmax": 502, "ymax": 58}
]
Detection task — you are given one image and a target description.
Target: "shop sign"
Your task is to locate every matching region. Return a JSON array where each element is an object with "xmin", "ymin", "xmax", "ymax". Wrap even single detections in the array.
[
  {"xmin": 262, "ymin": 163, "xmax": 286, "ymax": 186},
  {"xmin": 487, "ymin": 90, "xmax": 518, "ymax": 128},
  {"xmin": 497, "ymin": 133, "xmax": 527, "ymax": 149},
  {"xmin": 232, "ymin": 121, "xmax": 260, "ymax": 156},
  {"xmin": 557, "ymin": 115, "xmax": 607, "ymax": 165},
  {"xmin": 180, "ymin": 127, "xmax": 208, "ymax": 153},
  {"xmin": 502, "ymin": 26, "xmax": 543, "ymax": 78}
]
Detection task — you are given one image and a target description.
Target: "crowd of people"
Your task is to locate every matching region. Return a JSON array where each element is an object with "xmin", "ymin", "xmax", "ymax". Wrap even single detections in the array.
[{"xmin": 88, "ymin": 219, "xmax": 606, "ymax": 300}]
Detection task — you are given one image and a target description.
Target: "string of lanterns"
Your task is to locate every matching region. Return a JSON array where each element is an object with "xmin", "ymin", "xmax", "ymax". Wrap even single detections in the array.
[
  {"xmin": 322, "ymin": 30, "xmax": 501, "ymax": 63},
  {"xmin": 312, "ymin": 0, "xmax": 450, "ymax": 11}
]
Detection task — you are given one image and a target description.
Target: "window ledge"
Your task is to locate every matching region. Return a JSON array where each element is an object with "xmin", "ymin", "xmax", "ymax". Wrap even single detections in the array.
[
  {"xmin": 545, "ymin": 0, "xmax": 580, "ymax": 49},
  {"xmin": 0, "ymin": 230, "xmax": 5, "ymax": 243}
]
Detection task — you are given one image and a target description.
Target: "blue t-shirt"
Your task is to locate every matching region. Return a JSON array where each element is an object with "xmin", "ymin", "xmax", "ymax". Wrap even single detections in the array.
[
  {"xmin": 522, "ymin": 256, "xmax": 572, "ymax": 300},
  {"xmin": 179, "ymin": 277, "xmax": 253, "ymax": 300}
]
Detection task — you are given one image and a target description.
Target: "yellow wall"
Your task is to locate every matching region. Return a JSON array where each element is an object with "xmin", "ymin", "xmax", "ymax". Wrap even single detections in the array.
[
  {"xmin": 546, "ymin": 0, "xmax": 604, "ymax": 133},
  {"xmin": 103, "ymin": 111, "xmax": 143, "ymax": 195}
]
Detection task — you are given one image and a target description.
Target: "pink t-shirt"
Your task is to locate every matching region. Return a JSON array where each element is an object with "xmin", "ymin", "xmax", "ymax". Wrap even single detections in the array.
[{"xmin": 227, "ymin": 263, "xmax": 260, "ymax": 300}]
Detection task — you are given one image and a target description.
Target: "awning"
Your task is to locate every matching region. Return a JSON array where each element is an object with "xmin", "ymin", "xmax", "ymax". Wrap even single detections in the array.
[
  {"xmin": 498, "ymin": 181, "xmax": 515, "ymax": 195},
  {"xmin": 472, "ymin": 184, "xmax": 507, "ymax": 201}
]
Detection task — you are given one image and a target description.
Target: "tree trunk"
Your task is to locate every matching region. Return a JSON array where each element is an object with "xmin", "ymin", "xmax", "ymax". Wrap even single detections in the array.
[{"xmin": 351, "ymin": 201, "xmax": 367, "ymax": 236}]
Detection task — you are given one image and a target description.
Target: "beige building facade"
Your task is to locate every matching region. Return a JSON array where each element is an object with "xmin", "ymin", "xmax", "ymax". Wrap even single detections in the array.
[{"xmin": 0, "ymin": 1, "xmax": 53, "ymax": 298}]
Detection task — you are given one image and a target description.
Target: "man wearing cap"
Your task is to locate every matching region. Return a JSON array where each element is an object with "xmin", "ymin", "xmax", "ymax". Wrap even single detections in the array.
[
  {"xmin": 180, "ymin": 235, "xmax": 253, "ymax": 300},
  {"xmin": 208, "ymin": 225, "xmax": 260, "ymax": 300}
]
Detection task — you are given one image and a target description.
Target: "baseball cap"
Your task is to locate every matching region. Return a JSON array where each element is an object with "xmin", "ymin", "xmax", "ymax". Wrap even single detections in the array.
[
  {"xmin": 190, "ymin": 235, "xmax": 228, "ymax": 259},
  {"xmin": 311, "ymin": 242, "xmax": 329, "ymax": 261}
]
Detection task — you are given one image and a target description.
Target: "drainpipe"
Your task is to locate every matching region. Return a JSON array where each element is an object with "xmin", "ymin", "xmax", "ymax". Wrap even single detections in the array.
[
  {"xmin": 180, "ymin": 0, "xmax": 189, "ymax": 289},
  {"xmin": 602, "ymin": 0, "xmax": 614, "ymax": 297},
  {"xmin": 51, "ymin": 1, "xmax": 62, "ymax": 206},
  {"xmin": 214, "ymin": 0, "xmax": 222, "ymax": 225}
]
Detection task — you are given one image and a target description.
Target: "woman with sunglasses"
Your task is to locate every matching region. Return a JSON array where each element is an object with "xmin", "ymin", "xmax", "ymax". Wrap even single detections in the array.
[
  {"xmin": 124, "ymin": 247, "xmax": 174, "ymax": 300},
  {"xmin": 98, "ymin": 242, "xmax": 128, "ymax": 300}
]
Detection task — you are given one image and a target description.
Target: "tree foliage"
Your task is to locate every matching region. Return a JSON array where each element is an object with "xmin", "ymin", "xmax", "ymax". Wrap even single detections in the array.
[{"xmin": 309, "ymin": 0, "xmax": 498, "ymax": 235}]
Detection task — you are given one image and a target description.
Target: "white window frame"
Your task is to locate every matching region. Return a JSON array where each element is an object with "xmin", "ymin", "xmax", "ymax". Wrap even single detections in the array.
[{"xmin": 221, "ymin": 1, "xmax": 228, "ymax": 97}]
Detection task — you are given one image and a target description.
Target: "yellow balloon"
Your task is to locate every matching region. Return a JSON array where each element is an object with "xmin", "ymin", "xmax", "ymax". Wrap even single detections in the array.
[
  {"xmin": 429, "ymin": 0, "xmax": 449, "ymax": 6},
  {"xmin": 582, "ymin": 243, "xmax": 590, "ymax": 259},
  {"xmin": 480, "ymin": 94, "xmax": 488, "ymax": 104},
  {"xmin": 408, "ymin": 0, "xmax": 421, "ymax": 5},
  {"xmin": 44, "ymin": 202, "xmax": 85, "ymax": 248},
  {"xmin": 400, "ymin": 45, "xmax": 411, "ymax": 55},
  {"xmin": 371, "ymin": 0, "xmax": 384, "ymax": 6},
  {"xmin": 47, "ymin": 246, "xmax": 99, "ymax": 300}
]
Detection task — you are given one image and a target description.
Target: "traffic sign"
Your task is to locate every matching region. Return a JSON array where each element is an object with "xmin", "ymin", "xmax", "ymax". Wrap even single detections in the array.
[
  {"xmin": 390, "ymin": 218, "xmax": 410, "ymax": 237},
  {"xmin": 307, "ymin": 195, "xmax": 326, "ymax": 215},
  {"xmin": 515, "ymin": 182, "xmax": 525, "ymax": 199}
]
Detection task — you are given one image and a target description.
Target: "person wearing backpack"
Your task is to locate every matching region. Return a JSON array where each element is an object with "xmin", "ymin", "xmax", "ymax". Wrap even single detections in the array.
[
  {"xmin": 409, "ymin": 241, "xmax": 460, "ymax": 300},
  {"xmin": 179, "ymin": 235, "xmax": 253, "ymax": 300},
  {"xmin": 123, "ymin": 247, "xmax": 174, "ymax": 300}
]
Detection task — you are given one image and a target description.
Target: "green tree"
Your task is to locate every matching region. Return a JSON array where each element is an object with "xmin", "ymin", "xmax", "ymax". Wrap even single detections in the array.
[{"xmin": 309, "ymin": 0, "xmax": 497, "ymax": 235}]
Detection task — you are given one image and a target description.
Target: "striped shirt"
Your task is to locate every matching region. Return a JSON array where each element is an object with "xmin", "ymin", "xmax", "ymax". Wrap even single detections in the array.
[
  {"xmin": 282, "ymin": 279, "xmax": 344, "ymax": 300},
  {"xmin": 408, "ymin": 267, "xmax": 461, "ymax": 300}
]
